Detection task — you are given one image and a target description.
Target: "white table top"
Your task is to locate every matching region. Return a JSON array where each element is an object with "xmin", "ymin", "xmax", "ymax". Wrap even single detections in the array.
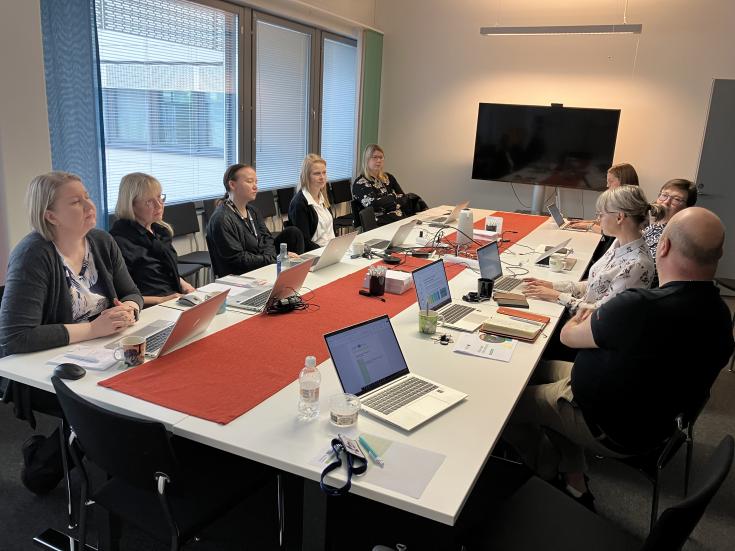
[{"xmin": 0, "ymin": 207, "xmax": 601, "ymax": 525}]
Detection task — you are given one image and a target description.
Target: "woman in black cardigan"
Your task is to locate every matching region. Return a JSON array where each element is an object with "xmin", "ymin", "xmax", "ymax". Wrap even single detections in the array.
[
  {"xmin": 0, "ymin": 171, "xmax": 143, "ymax": 495},
  {"xmin": 289, "ymin": 153, "xmax": 335, "ymax": 252},
  {"xmin": 110, "ymin": 172, "xmax": 196, "ymax": 306}
]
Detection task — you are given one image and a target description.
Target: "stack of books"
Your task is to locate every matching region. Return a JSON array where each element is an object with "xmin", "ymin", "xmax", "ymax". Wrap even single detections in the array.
[{"xmin": 480, "ymin": 308, "xmax": 550, "ymax": 342}]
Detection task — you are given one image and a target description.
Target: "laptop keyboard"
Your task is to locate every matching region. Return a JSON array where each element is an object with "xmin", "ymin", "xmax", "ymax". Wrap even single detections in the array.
[
  {"xmin": 237, "ymin": 290, "xmax": 270, "ymax": 310},
  {"xmin": 146, "ymin": 324, "xmax": 175, "ymax": 355},
  {"xmin": 365, "ymin": 239, "xmax": 389, "ymax": 250},
  {"xmin": 363, "ymin": 377, "xmax": 438, "ymax": 415},
  {"xmin": 494, "ymin": 276, "xmax": 522, "ymax": 292},
  {"xmin": 441, "ymin": 303, "xmax": 476, "ymax": 324}
]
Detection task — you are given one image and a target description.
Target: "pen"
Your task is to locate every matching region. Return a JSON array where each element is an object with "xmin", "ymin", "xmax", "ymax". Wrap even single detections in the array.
[
  {"xmin": 358, "ymin": 435, "xmax": 384, "ymax": 467},
  {"xmin": 65, "ymin": 353, "xmax": 99, "ymax": 363}
]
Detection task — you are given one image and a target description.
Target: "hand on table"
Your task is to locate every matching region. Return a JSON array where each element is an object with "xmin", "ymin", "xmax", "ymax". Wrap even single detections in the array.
[
  {"xmin": 91, "ymin": 304, "xmax": 136, "ymax": 337},
  {"xmin": 521, "ymin": 278, "xmax": 560, "ymax": 302},
  {"xmin": 180, "ymin": 280, "xmax": 196, "ymax": 294}
]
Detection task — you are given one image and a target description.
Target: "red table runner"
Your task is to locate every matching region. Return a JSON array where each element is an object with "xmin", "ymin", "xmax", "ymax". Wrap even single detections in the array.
[{"xmin": 100, "ymin": 211, "xmax": 547, "ymax": 424}]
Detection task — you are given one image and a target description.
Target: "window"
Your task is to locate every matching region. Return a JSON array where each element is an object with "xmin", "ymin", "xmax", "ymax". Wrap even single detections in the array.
[
  {"xmin": 320, "ymin": 36, "xmax": 358, "ymax": 182},
  {"xmin": 96, "ymin": 0, "xmax": 239, "ymax": 209},
  {"xmin": 254, "ymin": 16, "xmax": 313, "ymax": 191}
]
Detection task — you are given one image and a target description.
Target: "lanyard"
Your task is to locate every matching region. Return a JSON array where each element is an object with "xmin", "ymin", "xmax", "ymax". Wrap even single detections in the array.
[{"xmin": 319, "ymin": 438, "xmax": 368, "ymax": 497}]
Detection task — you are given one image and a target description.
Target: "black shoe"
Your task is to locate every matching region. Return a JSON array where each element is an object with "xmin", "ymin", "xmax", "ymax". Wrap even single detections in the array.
[
  {"xmin": 553, "ymin": 474, "xmax": 596, "ymax": 513},
  {"xmin": 20, "ymin": 434, "xmax": 64, "ymax": 496}
]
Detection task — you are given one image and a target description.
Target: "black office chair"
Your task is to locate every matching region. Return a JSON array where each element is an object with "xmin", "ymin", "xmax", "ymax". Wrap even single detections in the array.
[
  {"xmin": 201, "ymin": 198, "xmax": 218, "ymax": 230},
  {"xmin": 276, "ymin": 186, "xmax": 296, "ymax": 227},
  {"xmin": 351, "ymin": 199, "xmax": 363, "ymax": 230},
  {"xmin": 162, "ymin": 202, "xmax": 211, "ymax": 284},
  {"xmin": 51, "ymin": 376, "xmax": 277, "ymax": 550},
  {"xmin": 359, "ymin": 206, "xmax": 378, "ymax": 232},
  {"xmin": 0, "ymin": 284, "xmax": 4, "ymax": 307},
  {"xmin": 715, "ymin": 277, "xmax": 735, "ymax": 372},
  {"xmin": 251, "ymin": 191, "xmax": 278, "ymax": 232},
  {"xmin": 462, "ymin": 434, "xmax": 733, "ymax": 551},
  {"xmin": 205, "ymin": 234, "xmax": 228, "ymax": 279},
  {"xmin": 328, "ymin": 180, "xmax": 355, "ymax": 235}
]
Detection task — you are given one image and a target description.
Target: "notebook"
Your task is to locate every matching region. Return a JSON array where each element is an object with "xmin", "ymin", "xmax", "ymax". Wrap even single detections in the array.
[
  {"xmin": 364, "ymin": 220, "xmax": 418, "ymax": 251},
  {"xmin": 476, "ymin": 240, "xmax": 523, "ymax": 292},
  {"xmin": 424, "ymin": 201, "xmax": 470, "ymax": 226},
  {"xmin": 227, "ymin": 258, "xmax": 314, "ymax": 312},
  {"xmin": 298, "ymin": 231, "xmax": 357, "ymax": 272},
  {"xmin": 325, "ymin": 315, "xmax": 467, "ymax": 431},
  {"xmin": 411, "ymin": 260, "xmax": 488, "ymax": 332},
  {"xmin": 547, "ymin": 204, "xmax": 591, "ymax": 232},
  {"xmin": 106, "ymin": 290, "xmax": 229, "ymax": 358}
]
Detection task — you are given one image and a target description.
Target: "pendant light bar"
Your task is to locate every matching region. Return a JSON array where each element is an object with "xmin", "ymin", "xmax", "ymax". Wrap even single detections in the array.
[{"xmin": 480, "ymin": 24, "xmax": 642, "ymax": 36}]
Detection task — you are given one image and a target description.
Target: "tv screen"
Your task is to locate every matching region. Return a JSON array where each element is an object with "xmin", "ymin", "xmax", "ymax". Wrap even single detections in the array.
[{"xmin": 471, "ymin": 103, "xmax": 620, "ymax": 192}]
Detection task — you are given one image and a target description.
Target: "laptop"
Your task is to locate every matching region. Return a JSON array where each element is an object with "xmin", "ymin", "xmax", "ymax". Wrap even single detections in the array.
[
  {"xmin": 364, "ymin": 219, "xmax": 418, "ymax": 251},
  {"xmin": 547, "ymin": 204, "xmax": 590, "ymax": 232},
  {"xmin": 298, "ymin": 231, "xmax": 357, "ymax": 272},
  {"xmin": 534, "ymin": 238, "xmax": 572, "ymax": 266},
  {"xmin": 476, "ymin": 241, "xmax": 524, "ymax": 292},
  {"xmin": 425, "ymin": 201, "xmax": 470, "ymax": 226},
  {"xmin": 227, "ymin": 258, "xmax": 314, "ymax": 312},
  {"xmin": 325, "ymin": 315, "xmax": 467, "ymax": 431},
  {"xmin": 106, "ymin": 290, "xmax": 229, "ymax": 358},
  {"xmin": 411, "ymin": 260, "xmax": 488, "ymax": 332}
]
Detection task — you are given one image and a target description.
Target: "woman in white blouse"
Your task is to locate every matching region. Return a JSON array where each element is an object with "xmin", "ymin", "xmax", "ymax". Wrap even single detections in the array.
[
  {"xmin": 522, "ymin": 186, "xmax": 663, "ymax": 313},
  {"xmin": 289, "ymin": 153, "xmax": 336, "ymax": 251}
]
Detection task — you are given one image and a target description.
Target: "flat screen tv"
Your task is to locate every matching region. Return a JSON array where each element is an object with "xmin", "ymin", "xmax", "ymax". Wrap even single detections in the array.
[{"xmin": 471, "ymin": 103, "xmax": 620, "ymax": 192}]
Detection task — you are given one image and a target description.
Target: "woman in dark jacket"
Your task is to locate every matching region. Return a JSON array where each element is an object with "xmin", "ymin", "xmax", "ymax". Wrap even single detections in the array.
[
  {"xmin": 289, "ymin": 153, "xmax": 335, "ymax": 252},
  {"xmin": 110, "ymin": 172, "xmax": 195, "ymax": 306},
  {"xmin": 0, "ymin": 171, "xmax": 143, "ymax": 495}
]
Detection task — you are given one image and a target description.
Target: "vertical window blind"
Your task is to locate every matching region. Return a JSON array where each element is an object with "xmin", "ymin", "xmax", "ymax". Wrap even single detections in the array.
[
  {"xmin": 255, "ymin": 19, "xmax": 311, "ymax": 190},
  {"xmin": 320, "ymin": 37, "xmax": 358, "ymax": 182},
  {"xmin": 96, "ymin": 0, "xmax": 238, "ymax": 209}
]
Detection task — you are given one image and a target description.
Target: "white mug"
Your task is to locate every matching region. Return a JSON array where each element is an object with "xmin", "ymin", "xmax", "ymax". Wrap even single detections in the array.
[{"xmin": 549, "ymin": 253, "xmax": 565, "ymax": 272}]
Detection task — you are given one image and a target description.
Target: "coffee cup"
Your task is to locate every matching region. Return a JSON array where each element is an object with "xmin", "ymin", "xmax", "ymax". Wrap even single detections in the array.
[
  {"xmin": 549, "ymin": 253, "xmax": 565, "ymax": 273},
  {"xmin": 478, "ymin": 277, "xmax": 494, "ymax": 298},
  {"xmin": 113, "ymin": 336, "xmax": 146, "ymax": 367},
  {"xmin": 419, "ymin": 309, "xmax": 444, "ymax": 335}
]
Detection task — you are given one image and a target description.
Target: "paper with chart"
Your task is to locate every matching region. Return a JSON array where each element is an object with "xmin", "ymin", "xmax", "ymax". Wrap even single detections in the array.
[{"xmin": 453, "ymin": 332, "xmax": 517, "ymax": 362}]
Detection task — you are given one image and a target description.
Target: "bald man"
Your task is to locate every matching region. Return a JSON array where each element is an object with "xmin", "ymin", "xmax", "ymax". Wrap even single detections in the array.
[{"xmin": 503, "ymin": 207, "xmax": 734, "ymax": 508}]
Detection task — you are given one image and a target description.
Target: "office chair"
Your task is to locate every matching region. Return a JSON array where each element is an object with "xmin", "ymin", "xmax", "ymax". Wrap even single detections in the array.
[
  {"xmin": 462, "ymin": 434, "xmax": 733, "ymax": 551},
  {"xmin": 714, "ymin": 277, "xmax": 735, "ymax": 372},
  {"xmin": 359, "ymin": 206, "xmax": 378, "ymax": 232},
  {"xmin": 351, "ymin": 199, "xmax": 363, "ymax": 229},
  {"xmin": 327, "ymin": 180, "xmax": 355, "ymax": 234},
  {"xmin": 276, "ymin": 186, "xmax": 296, "ymax": 227},
  {"xmin": 162, "ymin": 201, "xmax": 211, "ymax": 285},
  {"xmin": 52, "ymin": 376, "xmax": 277, "ymax": 550}
]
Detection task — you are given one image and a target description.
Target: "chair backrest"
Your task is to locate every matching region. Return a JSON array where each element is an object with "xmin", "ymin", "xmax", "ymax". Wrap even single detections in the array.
[
  {"xmin": 202, "ymin": 198, "xmax": 218, "ymax": 230},
  {"xmin": 329, "ymin": 179, "xmax": 352, "ymax": 205},
  {"xmin": 359, "ymin": 206, "xmax": 378, "ymax": 232},
  {"xmin": 641, "ymin": 434, "xmax": 734, "ymax": 551},
  {"xmin": 0, "ymin": 285, "xmax": 4, "ymax": 308},
  {"xmin": 351, "ymin": 199, "xmax": 363, "ymax": 228},
  {"xmin": 251, "ymin": 190, "xmax": 277, "ymax": 219},
  {"xmin": 205, "ymin": 233, "xmax": 228, "ymax": 279},
  {"xmin": 163, "ymin": 201, "xmax": 200, "ymax": 237},
  {"xmin": 52, "ymin": 376, "xmax": 178, "ymax": 489},
  {"xmin": 277, "ymin": 187, "xmax": 296, "ymax": 216}
]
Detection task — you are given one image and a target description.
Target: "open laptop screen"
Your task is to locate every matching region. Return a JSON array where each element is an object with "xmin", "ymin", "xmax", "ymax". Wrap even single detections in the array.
[
  {"xmin": 325, "ymin": 315, "xmax": 409, "ymax": 396},
  {"xmin": 477, "ymin": 241, "xmax": 503, "ymax": 280},
  {"xmin": 547, "ymin": 204, "xmax": 565, "ymax": 227},
  {"xmin": 412, "ymin": 260, "xmax": 452, "ymax": 311}
]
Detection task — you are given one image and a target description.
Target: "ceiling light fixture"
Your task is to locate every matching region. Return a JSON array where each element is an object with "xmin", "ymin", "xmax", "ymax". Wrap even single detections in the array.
[{"xmin": 480, "ymin": 24, "xmax": 642, "ymax": 36}]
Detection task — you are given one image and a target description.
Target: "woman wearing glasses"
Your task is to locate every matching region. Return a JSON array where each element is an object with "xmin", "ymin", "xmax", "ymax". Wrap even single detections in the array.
[
  {"xmin": 643, "ymin": 179, "xmax": 698, "ymax": 261},
  {"xmin": 523, "ymin": 185, "xmax": 662, "ymax": 313},
  {"xmin": 352, "ymin": 144, "xmax": 427, "ymax": 226},
  {"xmin": 110, "ymin": 172, "xmax": 196, "ymax": 306}
]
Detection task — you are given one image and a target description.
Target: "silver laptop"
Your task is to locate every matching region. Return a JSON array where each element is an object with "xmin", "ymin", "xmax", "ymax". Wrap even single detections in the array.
[
  {"xmin": 411, "ymin": 260, "xmax": 487, "ymax": 332},
  {"xmin": 325, "ymin": 315, "xmax": 467, "ymax": 431},
  {"xmin": 298, "ymin": 232, "xmax": 357, "ymax": 272},
  {"xmin": 425, "ymin": 201, "xmax": 470, "ymax": 226},
  {"xmin": 477, "ymin": 241, "xmax": 523, "ymax": 292},
  {"xmin": 548, "ymin": 204, "xmax": 590, "ymax": 232},
  {"xmin": 228, "ymin": 258, "xmax": 314, "ymax": 312},
  {"xmin": 106, "ymin": 290, "xmax": 229, "ymax": 358},
  {"xmin": 364, "ymin": 219, "xmax": 418, "ymax": 251},
  {"xmin": 535, "ymin": 238, "xmax": 572, "ymax": 266}
]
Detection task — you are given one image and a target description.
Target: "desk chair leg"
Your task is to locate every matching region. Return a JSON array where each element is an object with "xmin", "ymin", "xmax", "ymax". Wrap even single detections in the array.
[
  {"xmin": 277, "ymin": 473, "xmax": 285, "ymax": 548},
  {"xmin": 59, "ymin": 419, "xmax": 77, "ymax": 530},
  {"xmin": 650, "ymin": 471, "xmax": 661, "ymax": 532},
  {"xmin": 685, "ymin": 425, "xmax": 695, "ymax": 496}
]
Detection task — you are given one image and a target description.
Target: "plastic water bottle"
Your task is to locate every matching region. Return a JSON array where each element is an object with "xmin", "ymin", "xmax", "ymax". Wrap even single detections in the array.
[
  {"xmin": 277, "ymin": 243, "xmax": 289, "ymax": 275},
  {"xmin": 298, "ymin": 356, "xmax": 321, "ymax": 420}
]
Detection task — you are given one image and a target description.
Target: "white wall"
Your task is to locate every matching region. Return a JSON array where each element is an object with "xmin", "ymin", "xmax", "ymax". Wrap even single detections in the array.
[
  {"xmin": 374, "ymin": 0, "xmax": 735, "ymax": 220},
  {"xmin": 0, "ymin": 0, "xmax": 52, "ymax": 282}
]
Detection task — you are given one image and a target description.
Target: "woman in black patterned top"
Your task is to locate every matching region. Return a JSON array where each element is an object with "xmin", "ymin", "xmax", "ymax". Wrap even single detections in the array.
[
  {"xmin": 643, "ymin": 179, "xmax": 698, "ymax": 261},
  {"xmin": 352, "ymin": 144, "xmax": 426, "ymax": 226}
]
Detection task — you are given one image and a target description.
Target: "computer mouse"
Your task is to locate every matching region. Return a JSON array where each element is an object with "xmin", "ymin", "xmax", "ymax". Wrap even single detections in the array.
[
  {"xmin": 177, "ymin": 293, "xmax": 202, "ymax": 307},
  {"xmin": 54, "ymin": 362, "xmax": 86, "ymax": 380}
]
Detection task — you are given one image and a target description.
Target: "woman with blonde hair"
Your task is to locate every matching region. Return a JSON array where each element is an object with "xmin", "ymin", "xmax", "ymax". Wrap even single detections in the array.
[
  {"xmin": 524, "ymin": 185, "xmax": 661, "ymax": 313},
  {"xmin": 110, "ymin": 172, "xmax": 195, "ymax": 305},
  {"xmin": 0, "ymin": 171, "xmax": 142, "ymax": 494},
  {"xmin": 288, "ymin": 153, "xmax": 335, "ymax": 251},
  {"xmin": 352, "ymin": 144, "xmax": 426, "ymax": 226}
]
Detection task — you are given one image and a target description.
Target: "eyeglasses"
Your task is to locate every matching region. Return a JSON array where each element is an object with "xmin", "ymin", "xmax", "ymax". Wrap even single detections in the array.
[
  {"xmin": 595, "ymin": 210, "xmax": 618, "ymax": 219},
  {"xmin": 658, "ymin": 192, "xmax": 686, "ymax": 205},
  {"xmin": 370, "ymin": 154, "xmax": 384, "ymax": 161},
  {"xmin": 142, "ymin": 194, "xmax": 166, "ymax": 208}
]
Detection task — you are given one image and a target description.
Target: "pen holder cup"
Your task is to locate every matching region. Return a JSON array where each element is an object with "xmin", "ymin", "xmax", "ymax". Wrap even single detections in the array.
[
  {"xmin": 419, "ymin": 309, "xmax": 444, "ymax": 335},
  {"xmin": 329, "ymin": 393, "xmax": 360, "ymax": 427},
  {"xmin": 368, "ymin": 266, "xmax": 387, "ymax": 296}
]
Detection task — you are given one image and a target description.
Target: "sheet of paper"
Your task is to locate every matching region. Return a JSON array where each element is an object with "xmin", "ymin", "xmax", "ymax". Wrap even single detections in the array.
[
  {"xmin": 453, "ymin": 332, "xmax": 517, "ymax": 362},
  {"xmin": 47, "ymin": 345, "xmax": 120, "ymax": 370}
]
